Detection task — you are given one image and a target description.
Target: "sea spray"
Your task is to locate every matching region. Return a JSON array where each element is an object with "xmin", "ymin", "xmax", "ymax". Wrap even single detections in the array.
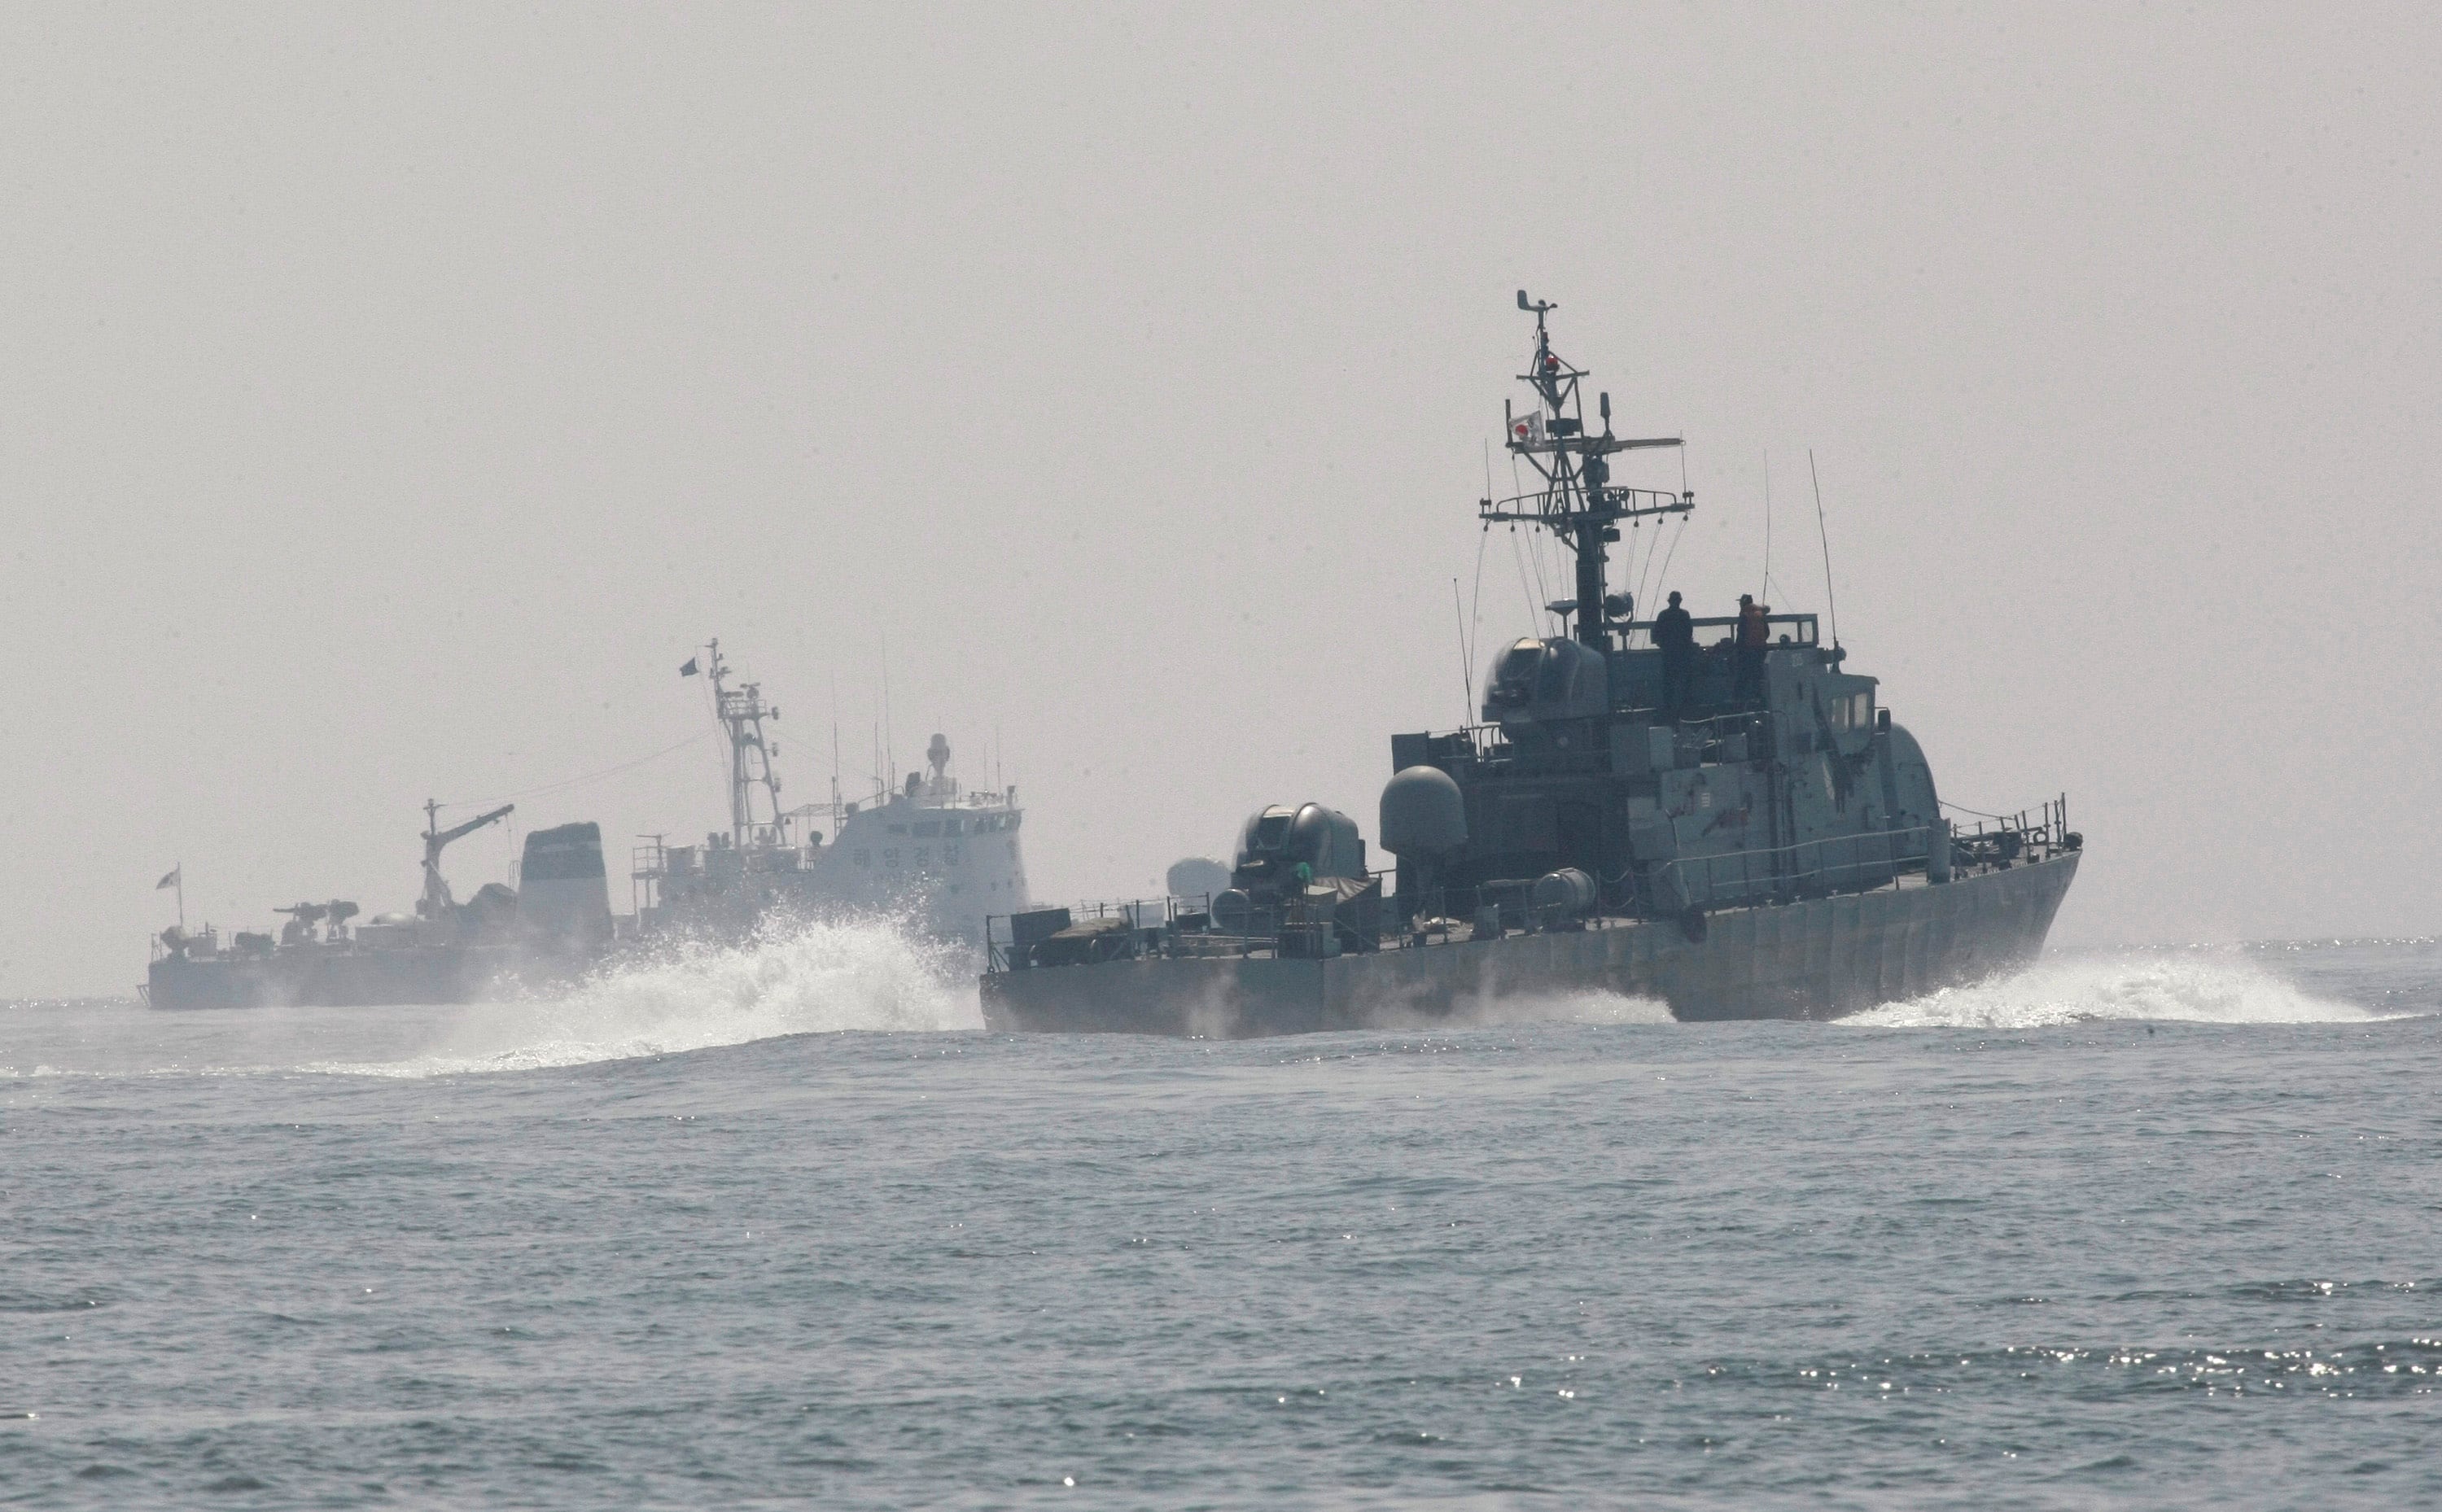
[
  {"xmin": 1839, "ymin": 950, "xmax": 2369, "ymax": 1030},
  {"xmin": 320, "ymin": 913, "xmax": 978, "ymax": 1076},
  {"xmin": 1442, "ymin": 988, "xmax": 1673, "ymax": 1029}
]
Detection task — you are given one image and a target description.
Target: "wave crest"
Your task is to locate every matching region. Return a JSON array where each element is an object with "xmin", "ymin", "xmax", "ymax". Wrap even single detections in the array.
[
  {"xmin": 1839, "ymin": 954, "xmax": 2370, "ymax": 1029},
  {"xmin": 317, "ymin": 915, "xmax": 978, "ymax": 1076}
]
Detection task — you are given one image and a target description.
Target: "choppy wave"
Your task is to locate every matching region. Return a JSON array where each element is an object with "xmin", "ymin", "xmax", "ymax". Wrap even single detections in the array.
[
  {"xmin": 315, "ymin": 915, "xmax": 978, "ymax": 1077},
  {"xmin": 1839, "ymin": 953, "xmax": 2374, "ymax": 1029}
]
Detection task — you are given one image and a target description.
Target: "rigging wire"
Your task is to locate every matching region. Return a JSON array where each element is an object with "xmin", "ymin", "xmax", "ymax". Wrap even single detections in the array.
[
  {"xmin": 1643, "ymin": 441, "xmax": 1689, "ymax": 628},
  {"xmin": 1508, "ymin": 526, "xmax": 1540, "ymax": 632},
  {"xmin": 1630, "ymin": 440, "xmax": 1681, "ymax": 618},
  {"xmin": 1472, "ymin": 442, "xmax": 1496, "ymax": 680},
  {"xmin": 1940, "ymin": 799, "xmax": 2016, "ymax": 821},
  {"xmin": 1632, "ymin": 516, "xmax": 1661, "ymax": 628},
  {"xmin": 437, "ymin": 728, "xmax": 718, "ymax": 812},
  {"xmin": 1468, "ymin": 522, "xmax": 1491, "ymax": 688},
  {"xmin": 1630, "ymin": 513, "xmax": 1654, "ymax": 601},
  {"xmin": 1451, "ymin": 579, "xmax": 1473, "ymax": 728},
  {"xmin": 1652, "ymin": 514, "xmax": 1690, "ymax": 604},
  {"xmin": 1508, "ymin": 449, "xmax": 1554, "ymax": 627}
]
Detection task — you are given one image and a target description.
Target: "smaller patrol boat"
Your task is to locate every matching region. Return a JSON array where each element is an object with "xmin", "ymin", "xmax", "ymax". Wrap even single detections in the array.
[
  {"xmin": 145, "ymin": 806, "xmax": 612, "ymax": 1011},
  {"xmin": 143, "ymin": 640, "xmax": 1031, "ymax": 1009}
]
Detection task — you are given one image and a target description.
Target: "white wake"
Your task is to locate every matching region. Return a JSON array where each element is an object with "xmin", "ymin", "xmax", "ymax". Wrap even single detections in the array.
[
  {"xmin": 1838, "ymin": 953, "xmax": 2371, "ymax": 1030},
  {"xmin": 316, "ymin": 915, "xmax": 978, "ymax": 1077}
]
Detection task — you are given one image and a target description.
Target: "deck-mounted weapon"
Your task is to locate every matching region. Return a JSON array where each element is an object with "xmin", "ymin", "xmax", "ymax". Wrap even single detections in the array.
[{"xmin": 1483, "ymin": 290, "xmax": 1694, "ymax": 650}]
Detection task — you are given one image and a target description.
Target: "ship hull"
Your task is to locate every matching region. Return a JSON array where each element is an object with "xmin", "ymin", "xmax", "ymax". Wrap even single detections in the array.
[
  {"xmin": 146, "ymin": 944, "xmax": 542, "ymax": 1011},
  {"xmin": 980, "ymin": 851, "xmax": 2078, "ymax": 1035}
]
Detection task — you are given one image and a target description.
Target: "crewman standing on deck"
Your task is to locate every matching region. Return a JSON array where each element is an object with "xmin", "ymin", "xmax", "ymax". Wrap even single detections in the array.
[
  {"xmin": 1734, "ymin": 593, "xmax": 1770, "ymax": 706},
  {"xmin": 1654, "ymin": 590, "xmax": 1696, "ymax": 715}
]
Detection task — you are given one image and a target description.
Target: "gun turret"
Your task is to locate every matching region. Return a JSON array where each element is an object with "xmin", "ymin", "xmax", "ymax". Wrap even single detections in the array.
[{"xmin": 275, "ymin": 900, "xmax": 327, "ymax": 946}]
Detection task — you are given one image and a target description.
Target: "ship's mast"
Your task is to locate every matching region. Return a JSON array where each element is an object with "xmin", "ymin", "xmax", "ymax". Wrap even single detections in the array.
[
  {"xmin": 701, "ymin": 639, "xmax": 785, "ymax": 847},
  {"xmin": 1482, "ymin": 291, "xmax": 1693, "ymax": 650}
]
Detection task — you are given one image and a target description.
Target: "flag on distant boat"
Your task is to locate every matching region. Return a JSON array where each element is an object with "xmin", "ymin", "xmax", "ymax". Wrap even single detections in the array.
[
  {"xmin": 680, "ymin": 657, "xmax": 699, "ymax": 677},
  {"xmin": 155, "ymin": 866, "xmax": 180, "ymax": 890},
  {"xmin": 1509, "ymin": 410, "xmax": 1544, "ymax": 444}
]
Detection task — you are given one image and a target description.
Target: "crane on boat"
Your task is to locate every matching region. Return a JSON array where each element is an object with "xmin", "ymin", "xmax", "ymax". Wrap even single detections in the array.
[{"xmin": 418, "ymin": 799, "xmax": 514, "ymax": 919}]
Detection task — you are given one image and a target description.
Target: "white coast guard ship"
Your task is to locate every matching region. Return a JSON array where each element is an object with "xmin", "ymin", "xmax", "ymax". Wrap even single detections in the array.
[{"xmin": 632, "ymin": 640, "xmax": 1029, "ymax": 950}]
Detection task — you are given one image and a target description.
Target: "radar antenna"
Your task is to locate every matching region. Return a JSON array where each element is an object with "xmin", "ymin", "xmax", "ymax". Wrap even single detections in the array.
[{"xmin": 1482, "ymin": 291, "xmax": 1693, "ymax": 649}]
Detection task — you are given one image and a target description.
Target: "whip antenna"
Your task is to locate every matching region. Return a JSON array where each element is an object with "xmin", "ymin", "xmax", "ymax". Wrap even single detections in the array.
[
  {"xmin": 1809, "ymin": 448, "xmax": 1840, "ymax": 649},
  {"xmin": 1761, "ymin": 449, "xmax": 1773, "ymax": 601}
]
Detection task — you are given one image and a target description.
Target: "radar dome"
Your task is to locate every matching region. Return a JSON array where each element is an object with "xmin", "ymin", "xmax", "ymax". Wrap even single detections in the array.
[{"xmin": 1379, "ymin": 766, "xmax": 1467, "ymax": 856}]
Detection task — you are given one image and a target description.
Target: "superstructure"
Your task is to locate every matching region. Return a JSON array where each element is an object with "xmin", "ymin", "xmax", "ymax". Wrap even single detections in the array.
[
  {"xmin": 981, "ymin": 294, "xmax": 2079, "ymax": 1032},
  {"xmin": 632, "ymin": 640, "xmax": 1027, "ymax": 948}
]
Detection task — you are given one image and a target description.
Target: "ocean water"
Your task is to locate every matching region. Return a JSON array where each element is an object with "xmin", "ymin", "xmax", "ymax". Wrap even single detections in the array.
[{"xmin": 3, "ymin": 933, "xmax": 2437, "ymax": 1509}]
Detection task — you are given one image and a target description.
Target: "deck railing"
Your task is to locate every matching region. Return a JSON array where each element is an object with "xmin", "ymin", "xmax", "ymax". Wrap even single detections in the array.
[
  {"xmin": 985, "ymin": 879, "xmax": 1388, "ymax": 972},
  {"xmin": 986, "ymin": 893, "xmax": 1210, "ymax": 972},
  {"xmin": 1655, "ymin": 826, "xmax": 1929, "ymax": 911},
  {"xmin": 988, "ymin": 799, "xmax": 2080, "ymax": 968},
  {"xmin": 1653, "ymin": 797, "xmax": 2077, "ymax": 915}
]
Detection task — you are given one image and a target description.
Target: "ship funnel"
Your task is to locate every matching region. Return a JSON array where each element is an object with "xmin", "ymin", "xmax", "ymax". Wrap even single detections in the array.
[
  {"xmin": 518, "ymin": 822, "xmax": 612, "ymax": 954},
  {"xmin": 927, "ymin": 732, "xmax": 951, "ymax": 779}
]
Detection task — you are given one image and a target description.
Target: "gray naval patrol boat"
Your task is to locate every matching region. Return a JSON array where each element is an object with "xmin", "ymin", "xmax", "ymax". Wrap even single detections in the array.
[
  {"xmin": 981, "ymin": 293, "xmax": 2081, "ymax": 1035},
  {"xmin": 145, "ymin": 804, "xmax": 613, "ymax": 1011}
]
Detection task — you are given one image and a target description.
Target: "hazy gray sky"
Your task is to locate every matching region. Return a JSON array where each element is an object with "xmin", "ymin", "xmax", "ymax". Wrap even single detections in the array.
[{"xmin": 5, "ymin": 3, "xmax": 2438, "ymax": 995}]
